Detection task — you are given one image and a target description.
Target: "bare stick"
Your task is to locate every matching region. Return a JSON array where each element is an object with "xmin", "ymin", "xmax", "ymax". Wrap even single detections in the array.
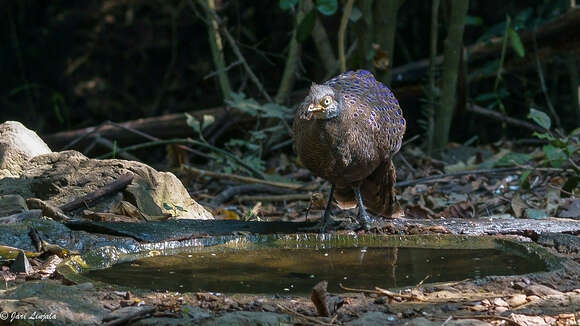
[
  {"xmin": 59, "ymin": 174, "xmax": 134, "ymax": 212},
  {"xmin": 532, "ymin": 29, "xmax": 563, "ymax": 131},
  {"xmin": 194, "ymin": 0, "xmax": 273, "ymax": 102},
  {"xmin": 237, "ymin": 193, "xmax": 311, "ymax": 202},
  {"xmin": 395, "ymin": 167, "xmax": 522, "ymax": 188},
  {"xmin": 97, "ymin": 138, "xmax": 264, "ymax": 178},
  {"xmin": 467, "ymin": 104, "xmax": 545, "ymax": 133},
  {"xmin": 338, "ymin": 0, "xmax": 355, "ymax": 73},
  {"xmin": 183, "ymin": 165, "xmax": 315, "ymax": 190}
]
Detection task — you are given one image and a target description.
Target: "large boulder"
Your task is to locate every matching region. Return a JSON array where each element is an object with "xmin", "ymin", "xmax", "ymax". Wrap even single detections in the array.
[
  {"xmin": 0, "ymin": 121, "xmax": 212, "ymax": 220},
  {"xmin": 0, "ymin": 121, "xmax": 52, "ymax": 176}
]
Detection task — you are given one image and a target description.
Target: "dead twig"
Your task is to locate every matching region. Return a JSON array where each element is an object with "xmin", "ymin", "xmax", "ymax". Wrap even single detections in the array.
[
  {"xmin": 467, "ymin": 104, "xmax": 545, "ymax": 133},
  {"xmin": 194, "ymin": 0, "xmax": 273, "ymax": 102},
  {"xmin": 395, "ymin": 167, "xmax": 522, "ymax": 188},
  {"xmin": 59, "ymin": 174, "xmax": 134, "ymax": 213},
  {"xmin": 183, "ymin": 165, "xmax": 315, "ymax": 191},
  {"xmin": 532, "ymin": 29, "xmax": 563, "ymax": 132},
  {"xmin": 236, "ymin": 193, "xmax": 311, "ymax": 202},
  {"xmin": 210, "ymin": 184, "xmax": 294, "ymax": 206}
]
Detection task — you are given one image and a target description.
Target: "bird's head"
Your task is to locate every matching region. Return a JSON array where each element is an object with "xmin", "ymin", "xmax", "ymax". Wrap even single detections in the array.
[{"xmin": 303, "ymin": 83, "xmax": 341, "ymax": 120}]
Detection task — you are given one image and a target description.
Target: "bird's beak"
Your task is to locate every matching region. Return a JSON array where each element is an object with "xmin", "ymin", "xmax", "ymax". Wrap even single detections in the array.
[{"xmin": 307, "ymin": 104, "xmax": 324, "ymax": 113}]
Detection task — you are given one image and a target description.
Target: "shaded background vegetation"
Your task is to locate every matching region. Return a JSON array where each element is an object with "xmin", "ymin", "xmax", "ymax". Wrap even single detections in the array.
[{"xmin": 1, "ymin": 0, "xmax": 579, "ymax": 154}]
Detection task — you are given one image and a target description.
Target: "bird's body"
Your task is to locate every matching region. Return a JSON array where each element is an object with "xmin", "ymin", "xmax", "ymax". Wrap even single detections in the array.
[{"xmin": 293, "ymin": 70, "xmax": 405, "ymax": 229}]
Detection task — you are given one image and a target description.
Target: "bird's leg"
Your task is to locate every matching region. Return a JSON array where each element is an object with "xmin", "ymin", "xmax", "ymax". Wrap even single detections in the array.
[
  {"xmin": 353, "ymin": 185, "xmax": 372, "ymax": 230},
  {"xmin": 320, "ymin": 184, "xmax": 335, "ymax": 233}
]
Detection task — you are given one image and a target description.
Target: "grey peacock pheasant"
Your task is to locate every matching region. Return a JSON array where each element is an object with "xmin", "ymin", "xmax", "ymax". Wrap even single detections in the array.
[{"xmin": 293, "ymin": 69, "xmax": 406, "ymax": 230}]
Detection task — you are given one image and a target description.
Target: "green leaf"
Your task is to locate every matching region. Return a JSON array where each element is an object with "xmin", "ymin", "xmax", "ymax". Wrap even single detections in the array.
[
  {"xmin": 518, "ymin": 169, "xmax": 532, "ymax": 189},
  {"xmin": 494, "ymin": 152, "xmax": 532, "ymax": 167},
  {"xmin": 527, "ymin": 108, "xmax": 551, "ymax": 130},
  {"xmin": 532, "ymin": 131, "xmax": 555, "ymax": 142},
  {"xmin": 349, "ymin": 6, "xmax": 362, "ymax": 22},
  {"xmin": 465, "ymin": 15, "xmax": 483, "ymax": 26},
  {"xmin": 185, "ymin": 113, "xmax": 201, "ymax": 134},
  {"xmin": 296, "ymin": 9, "xmax": 316, "ymax": 42},
  {"xmin": 280, "ymin": 0, "xmax": 298, "ymax": 10},
  {"xmin": 508, "ymin": 27, "xmax": 525, "ymax": 57},
  {"xmin": 569, "ymin": 127, "xmax": 580, "ymax": 137},
  {"xmin": 542, "ymin": 144, "xmax": 567, "ymax": 168},
  {"xmin": 316, "ymin": 0, "xmax": 337, "ymax": 15}
]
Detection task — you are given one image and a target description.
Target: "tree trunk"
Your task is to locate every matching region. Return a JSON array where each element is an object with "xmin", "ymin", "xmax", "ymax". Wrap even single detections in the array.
[{"xmin": 433, "ymin": 0, "xmax": 469, "ymax": 151}]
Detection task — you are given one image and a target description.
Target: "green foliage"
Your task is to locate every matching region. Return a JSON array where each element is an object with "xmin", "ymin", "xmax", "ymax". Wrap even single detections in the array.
[
  {"xmin": 315, "ymin": 0, "xmax": 338, "ymax": 16},
  {"xmin": 296, "ymin": 9, "xmax": 316, "ymax": 42},
  {"xmin": 465, "ymin": 15, "xmax": 483, "ymax": 26},
  {"xmin": 527, "ymin": 108, "xmax": 551, "ymax": 130},
  {"xmin": 226, "ymin": 92, "xmax": 293, "ymax": 121},
  {"xmin": 349, "ymin": 6, "xmax": 362, "ymax": 22},
  {"xmin": 528, "ymin": 108, "xmax": 579, "ymax": 170},
  {"xmin": 279, "ymin": 0, "xmax": 298, "ymax": 10},
  {"xmin": 209, "ymin": 92, "xmax": 293, "ymax": 175},
  {"xmin": 494, "ymin": 152, "xmax": 532, "ymax": 167},
  {"xmin": 507, "ymin": 27, "xmax": 525, "ymax": 57}
]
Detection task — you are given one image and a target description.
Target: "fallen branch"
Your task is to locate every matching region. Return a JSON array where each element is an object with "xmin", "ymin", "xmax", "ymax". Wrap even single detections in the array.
[
  {"xmin": 43, "ymin": 106, "xmax": 230, "ymax": 149},
  {"xmin": 59, "ymin": 174, "xmax": 134, "ymax": 212},
  {"xmin": 467, "ymin": 104, "xmax": 546, "ymax": 133},
  {"xmin": 395, "ymin": 167, "xmax": 522, "ymax": 188},
  {"xmin": 338, "ymin": 283, "xmax": 424, "ymax": 301},
  {"xmin": 183, "ymin": 165, "xmax": 315, "ymax": 190},
  {"xmin": 236, "ymin": 193, "xmax": 311, "ymax": 202},
  {"xmin": 97, "ymin": 139, "xmax": 264, "ymax": 179},
  {"xmin": 210, "ymin": 184, "xmax": 295, "ymax": 206}
]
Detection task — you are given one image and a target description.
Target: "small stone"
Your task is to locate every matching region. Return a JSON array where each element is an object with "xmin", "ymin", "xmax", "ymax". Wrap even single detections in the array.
[
  {"xmin": 506, "ymin": 294, "xmax": 527, "ymax": 307},
  {"xmin": 10, "ymin": 250, "xmax": 33, "ymax": 274},
  {"xmin": 469, "ymin": 304, "xmax": 487, "ymax": 311},
  {"xmin": 495, "ymin": 306, "xmax": 509, "ymax": 313},
  {"xmin": 481, "ymin": 299, "xmax": 491, "ymax": 306},
  {"xmin": 492, "ymin": 298, "xmax": 509, "ymax": 307},
  {"xmin": 527, "ymin": 295, "xmax": 541, "ymax": 302},
  {"xmin": 512, "ymin": 282, "xmax": 527, "ymax": 290}
]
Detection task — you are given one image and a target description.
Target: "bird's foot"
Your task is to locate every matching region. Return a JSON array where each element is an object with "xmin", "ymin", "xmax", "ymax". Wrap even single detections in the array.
[{"xmin": 357, "ymin": 209, "xmax": 373, "ymax": 231}]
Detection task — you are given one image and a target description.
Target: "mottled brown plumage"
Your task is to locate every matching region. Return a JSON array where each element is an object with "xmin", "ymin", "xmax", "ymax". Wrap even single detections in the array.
[{"xmin": 293, "ymin": 70, "xmax": 405, "ymax": 230}]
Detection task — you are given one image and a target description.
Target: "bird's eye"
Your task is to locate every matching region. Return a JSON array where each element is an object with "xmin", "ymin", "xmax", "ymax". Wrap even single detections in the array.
[{"xmin": 322, "ymin": 97, "xmax": 332, "ymax": 106}]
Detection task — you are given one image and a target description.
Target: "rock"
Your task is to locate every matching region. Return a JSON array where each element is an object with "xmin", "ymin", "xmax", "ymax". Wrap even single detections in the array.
[
  {"xmin": 559, "ymin": 199, "xmax": 580, "ymax": 219},
  {"xmin": 0, "ymin": 280, "xmax": 107, "ymax": 325},
  {"xmin": 200, "ymin": 311, "xmax": 292, "ymax": 326},
  {"xmin": 526, "ymin": 295, "xmax": 541, "ymax": 302},
  {"xmin": 0, "ymin": 150, "xmax": 212, "ymax": 220},
  {"xmin": 10, "ymin": 250, "xmax": 33, "ymax": 274},
  {"xmin": 511, "ymin": 313, "xmax": 556, "ymax": 326},
  {"xmin": 404, "ymin": 317, "xmax": 489, "ymax": 326},
  {"xmin": 492, "ymin": 297, "xmax": 509, "ymax": 307},
  {"xmin": 0, "ymin": 194, "xmax": 28, "ymax": 216},
  {"xmin": 495, "ymin": 306, "xmax": 509, "ymax": 313},
  {"xmin": 506, "ymin": 294, "xmax": 527, "ymax": 307},
  {"xmin": 0, "ymin": 121, "xmax": 52, "ymax": 176},
  {"xmin": 524, "ymin": 284, "xmax": 563, "ymax": 297},
  {"xmin": 346, "ymin": 311, "xmax": 396, "ymax": 325}
]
